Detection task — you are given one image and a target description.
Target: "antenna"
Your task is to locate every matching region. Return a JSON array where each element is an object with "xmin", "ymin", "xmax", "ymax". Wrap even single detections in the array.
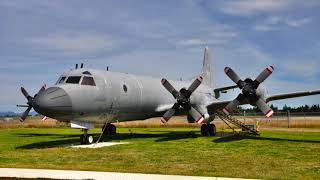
[{"xmin": 80, "ymin": 63, "xmax": 84, "ymax": 68}]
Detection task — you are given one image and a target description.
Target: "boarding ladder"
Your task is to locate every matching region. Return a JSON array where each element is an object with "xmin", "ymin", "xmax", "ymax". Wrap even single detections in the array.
[{"xmin": 216, "ymin": 111, "xmax": 260, "ymax": 136}]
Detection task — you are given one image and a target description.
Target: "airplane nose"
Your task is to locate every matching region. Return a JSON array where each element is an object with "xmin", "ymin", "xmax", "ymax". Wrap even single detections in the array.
[{"xmin": 33, "ymin": 87, "xmax": 72, "ymax": 117}]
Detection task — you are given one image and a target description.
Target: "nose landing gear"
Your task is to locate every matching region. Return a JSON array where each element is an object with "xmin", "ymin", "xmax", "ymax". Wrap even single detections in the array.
[{"xmin": 80, "ymin": 129, "xmax": 94, "ymax": 144}]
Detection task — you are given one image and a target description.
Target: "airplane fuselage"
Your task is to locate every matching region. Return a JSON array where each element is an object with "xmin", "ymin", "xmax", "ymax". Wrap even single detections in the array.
[{"xmin": 34, "ymin": 68, "xmax": 217, "ymax": 124}]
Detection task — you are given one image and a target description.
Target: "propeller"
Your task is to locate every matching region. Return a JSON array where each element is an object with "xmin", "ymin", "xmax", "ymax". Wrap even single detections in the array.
[
  {"xmin": 160, "ymin": 76, "xmax": 205, "ymax": 124},
  {"xmin": 18, "ymin": 85, "xmax": 46, "ymax": 122},
  {"xmin": 223, "ymin": 66, "xmax": 274, "ymax": 117}
]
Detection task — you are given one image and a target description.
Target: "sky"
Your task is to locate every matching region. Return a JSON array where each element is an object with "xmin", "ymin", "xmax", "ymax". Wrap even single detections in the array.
[{"xmin": 1, "ymin": 0, "xmax": 320, "ymax": 112}]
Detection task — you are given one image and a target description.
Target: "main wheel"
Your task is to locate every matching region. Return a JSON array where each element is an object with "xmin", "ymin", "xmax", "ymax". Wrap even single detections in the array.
[
  {"xmin": 102, "ymin": 123, "xmax": 116, "ymax": 136},
  {"xmin": 201, "ymin": 124, "xmax": 208, "ymax": 136},
  {"xmin": 208, "ymin": 124, "xmax": 216, "ymax": 136}
]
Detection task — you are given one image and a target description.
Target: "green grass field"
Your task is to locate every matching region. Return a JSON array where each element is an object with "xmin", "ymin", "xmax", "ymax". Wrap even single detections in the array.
[{"xmin": 0, "ymin": 127, "xmax": 319, "ymax": 179}]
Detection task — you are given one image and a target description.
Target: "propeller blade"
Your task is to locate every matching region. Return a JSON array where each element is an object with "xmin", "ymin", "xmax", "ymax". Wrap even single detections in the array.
[
  {"xmin": 187, "ymin": 76, "xmax": 203, "ymax": 95},
  {"xmin": 21, "ymin": 87, "xmax": 32, "ymax": 100},
  {"xmin": 224, "ymin": 67, "xmax": 245, "ymax": 88},
  {"xmin": 37, "ymin": 84, "xmax": 46, "ymax": 95},
  {"xmin": 189, "ymin": 106, "xmax": 205, "ymax": 124},
  {"xmin": 161, "ymin": 79, "xmax": 179, "ymax": 98},
  {"xmin": 19, "ymin": 106, "xmax": 32, "ymax": 122},
  {"xmin": 222, "ymin": 94, "xmax": 245, "ymax": 115},
  {"xmin": 160, "ymin": 103, "xmax": 179, "ymax": 124},
  {"xmin": 256, "ymin": 98, "xmax": 274, "ymax": 117},
  {"xmin": 254, "ymin": 65, "xmax": 274, "ymax": 87}
]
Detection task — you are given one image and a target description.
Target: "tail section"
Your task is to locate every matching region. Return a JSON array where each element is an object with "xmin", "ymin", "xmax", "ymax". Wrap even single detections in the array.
[{"xmin": 201, "ymin": 47, "xmax": 214, "ymax": 88}]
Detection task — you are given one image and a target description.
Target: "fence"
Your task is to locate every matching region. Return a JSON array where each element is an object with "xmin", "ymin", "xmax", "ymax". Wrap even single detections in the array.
[{"xmin": 222, "ymin": 111, "xmax": 320, "ymax": 128}]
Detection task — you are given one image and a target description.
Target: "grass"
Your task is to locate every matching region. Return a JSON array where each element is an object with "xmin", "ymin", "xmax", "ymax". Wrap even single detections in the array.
[{"xmin": 0, "ymin": 127, "xmax": 319, "ymax": 179}]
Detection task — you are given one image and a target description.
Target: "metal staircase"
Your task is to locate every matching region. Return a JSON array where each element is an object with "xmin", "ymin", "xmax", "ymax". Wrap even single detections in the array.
[{"xmin": 216, "ymin": 111, "xmax": 260, "ymax": 136}]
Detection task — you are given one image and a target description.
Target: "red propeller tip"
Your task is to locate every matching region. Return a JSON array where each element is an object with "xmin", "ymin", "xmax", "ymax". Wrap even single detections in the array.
[
  {"xmin": 197, "ymin": 76, "xmax": 203, "ymax": 82},
  {"xmin": 19, "ymin": 117, "xmax": 24, "ymax": 123},
  {"xmin": 222, "ymin": 108, "xmax": 230, "ymax": 115},
  {"xmin": 224, "ymin": 67, "xmax": 231, "ymax": 74},
  {"xmin": 195, "ymin": 117, "xmax": 205, "ymax": 124},
  {"xmin": 267, "ymin": 66, "xmax": 274, "ymax": 73},
  {"xmin": 265, "ymin": 109, "xmax": 274, "ymax": 117},
  {"xmin": 160, "ymin": 117, "xmax": 167, "ymax": 124},
  {"xmin": 161, "ymin": 79, "xmax": 167, "ymax": 85}
]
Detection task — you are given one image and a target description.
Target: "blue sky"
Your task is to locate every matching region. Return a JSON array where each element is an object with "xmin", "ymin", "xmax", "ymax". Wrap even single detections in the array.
[{"xmin": 1, "ymin": 0, "xmax": 320, "ymax": 112}]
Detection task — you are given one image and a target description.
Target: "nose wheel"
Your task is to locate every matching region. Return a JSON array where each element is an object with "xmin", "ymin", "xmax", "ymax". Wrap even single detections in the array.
[
  {"xmin": 201, "ymin": 123, "xmax": 216, "ymax": 136},
  {"xmin": 80, "ymin": 129, "xmax": 94, "ymax": 144}
]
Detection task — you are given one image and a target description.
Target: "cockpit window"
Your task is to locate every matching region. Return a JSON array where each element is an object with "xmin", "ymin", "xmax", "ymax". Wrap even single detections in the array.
[
  {"xmin": 81, "ymin": 76, "xmax": 96, "ymax": 86},
  {"xmin": 66, "ymin": 76, "xmax": 81, "ymax": 84},
  {"xmin": 58, "ymin": 77, "xmax": 66, "ymax": 84}
]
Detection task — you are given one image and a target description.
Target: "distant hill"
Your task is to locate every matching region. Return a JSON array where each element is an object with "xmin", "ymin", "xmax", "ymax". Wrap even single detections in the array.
[{"xmin": 0, "ymin": 111, "xmax": 38, "ymax": 117}]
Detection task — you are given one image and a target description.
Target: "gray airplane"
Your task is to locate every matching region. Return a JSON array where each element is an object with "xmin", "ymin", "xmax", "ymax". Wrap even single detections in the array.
[{"xmin": 18, "ymin": 47, "xmax": 320, "ymax": 144}]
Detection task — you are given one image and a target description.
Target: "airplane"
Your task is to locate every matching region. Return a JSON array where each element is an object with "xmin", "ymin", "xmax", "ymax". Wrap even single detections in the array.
[{"xmin": 18, "ymin": 47, "xmax": 320, "ymax": 144}]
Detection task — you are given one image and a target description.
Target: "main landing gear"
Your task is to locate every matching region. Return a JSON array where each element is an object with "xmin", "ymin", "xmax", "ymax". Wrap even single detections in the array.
[
  {"xmin": 80, "ymin": 129, "xmax": 94, "ymax": 144},
  {"xmin": 201, "ymin": 123, "xmax": 216, "ymax": 136},
  {"xmin": 102, "ymin": 123, "xmax": 117, "ymax": 136}
]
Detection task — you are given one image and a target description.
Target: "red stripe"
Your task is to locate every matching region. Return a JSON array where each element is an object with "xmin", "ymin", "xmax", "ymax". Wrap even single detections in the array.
[
  {"xmin": 224, "ymin": 67, "xmax": 231, "ymax": 74},
  {"xmin": 196, "ymin": 117, "xmax": 203, "ymax": 123}
]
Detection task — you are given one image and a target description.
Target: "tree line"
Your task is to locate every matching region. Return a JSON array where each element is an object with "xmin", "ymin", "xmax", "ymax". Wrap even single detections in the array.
[{"xmin": 238, "ymin": 104, "xmax": 320, "ymax": 113}]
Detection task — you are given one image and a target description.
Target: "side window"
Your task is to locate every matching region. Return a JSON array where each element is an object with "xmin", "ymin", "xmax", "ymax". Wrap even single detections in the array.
[
  {"xmin": 66, "ymin": 76, "xmax": 81, "ymax": 84},
  {"xmin": 123, "ymin": 84, "xmax": 128, "ymax": 93},
  {"xmin": 81, "ymin": 76, "xmax": 96, "ymax": 86}
]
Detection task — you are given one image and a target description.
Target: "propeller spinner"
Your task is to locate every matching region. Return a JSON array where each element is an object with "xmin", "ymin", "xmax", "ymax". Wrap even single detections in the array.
[
  {"xmin": 223, "ymin": 66, "xmax": 274, "ymax": 117},
  {"xmin": 160, "ymin": 76, "xmax": 205, "ymax": 124}
]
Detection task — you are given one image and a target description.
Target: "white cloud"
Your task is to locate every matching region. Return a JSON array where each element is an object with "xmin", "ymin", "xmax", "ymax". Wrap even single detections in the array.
[
  {"xmin": 253, "ymin": 17, "xmax": 312, "ymax": 31},
  {"xmin": 216, "ymin": 0, "xmax": 320, "ymax": 16},
  {"xmin": 29, "ymin": 33, "xmax": 117, "ymax": 54},
  {"xmin": 280, "ymin": 61, "xmax": 320, "ymax": 78},
  {"xmin": 286, "ymin": 18, "xmax": 312, "ymax": 27},
  {"xmin": 217, "ymin": 0, "xmax": 292, "ymax": 16}
]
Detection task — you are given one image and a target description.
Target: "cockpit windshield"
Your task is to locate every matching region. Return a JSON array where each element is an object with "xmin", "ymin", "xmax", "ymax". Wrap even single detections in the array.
[
  {"xmin": 66, "ymin": 76, "xmax": 81, "ymax": 84},
  {"xmin": 81, "ymin": 76, "xmax": 96, "ymax": 86}
]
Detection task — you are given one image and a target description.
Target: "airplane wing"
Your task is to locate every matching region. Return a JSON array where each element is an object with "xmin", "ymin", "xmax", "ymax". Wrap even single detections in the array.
[
  {"xmin": 207, "ymin": 89, "xmax": 320, "ymax": 112},
  {"xmin": 265, "ymin": 89, "xmax": 320, "ymax": 103}
]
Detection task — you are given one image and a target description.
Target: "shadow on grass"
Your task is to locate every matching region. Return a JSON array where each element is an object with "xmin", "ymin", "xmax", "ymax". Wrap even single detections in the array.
[
  {"xmin": 16, "ymin": 131, "xmax": 202, "ymax": 149},
  {"xmin": 213, "ymin": 134, "xmax": 320, "ymax": 144}
]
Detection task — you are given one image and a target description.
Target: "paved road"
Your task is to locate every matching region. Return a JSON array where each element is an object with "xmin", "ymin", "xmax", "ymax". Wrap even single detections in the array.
[{"xmin": 0, "ymin": 168, "xmax": 257, "ymax": 180}]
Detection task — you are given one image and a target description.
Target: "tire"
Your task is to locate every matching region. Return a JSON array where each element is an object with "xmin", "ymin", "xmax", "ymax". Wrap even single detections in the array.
[
  {"xmin": 208, "ymin": 124, "xmax": 216, "ymax": 136},
  {"xmin": 109, "ymin": 124, "xmax": 116, "ymax": 136},
  {"xmin": 201, "ymin": 124, "xmax": 208, "ymax": 136},
  {"xmin": 80, "ymin": 134, "xmax": 86, "ymax": 144},
  {"xmin": 86, "ymin": 135, "xmax": 94, "ymax": 144}
]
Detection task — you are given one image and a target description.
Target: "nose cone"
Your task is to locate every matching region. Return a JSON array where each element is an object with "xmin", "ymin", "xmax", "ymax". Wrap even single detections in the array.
[{"xmin": 33, "ymin": 87, "xmax": 72, "ymax": 118}]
